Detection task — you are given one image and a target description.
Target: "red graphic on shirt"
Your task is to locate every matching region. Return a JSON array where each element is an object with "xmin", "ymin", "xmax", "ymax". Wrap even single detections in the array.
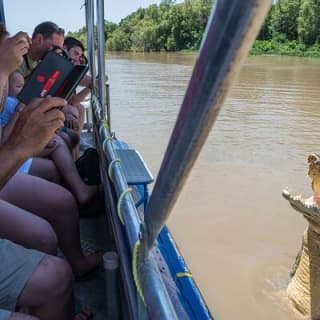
[{"xmin": 36, "ymin": 75, "xmax": 46, "ymax": 83}]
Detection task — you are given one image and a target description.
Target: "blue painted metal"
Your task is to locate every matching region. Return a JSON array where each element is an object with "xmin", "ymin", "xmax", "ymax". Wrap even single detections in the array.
[
  {"xmin": 158, "ymin": 227, "xmax": 212, "ymax": 319},
  {"xmin": 94, "ymin": 101, "xmax": 179, "ymax": 319},
  {"xmin": 144, "ymin": 0, "xmax": 273, "ymax": 252},
  {"xmin": 90, "ymin": 0, "xmax": 273, "ymax": 319},
  {"xmin": 115, "ymin": 149, "xmax": 154, "ymax": 210},
  {"xmin": 0, "ymin": 0, "xmax": 5, "ymax": 25}
]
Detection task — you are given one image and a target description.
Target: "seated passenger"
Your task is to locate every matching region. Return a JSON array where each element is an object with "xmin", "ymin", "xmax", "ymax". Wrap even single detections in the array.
[
  {"xmin": 63, "ymin": 37, "xmax": 94, "ymax": 159},
  {"xmin": 17, "ymin": 21, "xmax": 64, "ymax": 79},
  {"xmin": 1, "ymin": 71, "xmax": 100, "ymax": 206},
  {"xmin": 0, "ymin": 72, "xmax": 61, "ymax": 183},
  {"xmin": 0, "ymin": 28, "xmax": 97, "ymax": 320}
]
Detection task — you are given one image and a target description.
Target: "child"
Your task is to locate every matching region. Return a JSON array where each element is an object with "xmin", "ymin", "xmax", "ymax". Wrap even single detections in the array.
[
  {"xmin": 8, "ymin": 70, "xmax": 24, "ymax": 97},
  {"xmin": 0, "ymin": 72, "xmax": 35, "ymax": 175},
  {"xmin": 0, "ymin": 72, "xmax": 59, "ymax": 180},
  {"xmin": 0, "ymin": 71, "xmax": 24, "ymax": 127},
  {"xmin": 0, "ymin": 72, "xmax": 100, "ymax": 208}
]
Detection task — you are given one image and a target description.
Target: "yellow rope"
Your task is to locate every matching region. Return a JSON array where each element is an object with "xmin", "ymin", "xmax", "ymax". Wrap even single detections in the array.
[
  {"xmin": 176, "ymin": 272, "xmax": 193, "ymax": 278},
  {"xmin": 132, "ymin": 240, "xmax": 146, "ymax": 304},
  {"xmin": 108, "ymin": 158, "xmax": 121, "ymax": 182},
  {"xmin": 102, "ymin": 136, "xmax": 113, "ymax": 154},
  {"xmin": 99, "ymin": 119, "xmax": 109, "ymax": 134},
  {"xmin": 116, "ymin": 188, "xmax": 132, "ymax": 225}
]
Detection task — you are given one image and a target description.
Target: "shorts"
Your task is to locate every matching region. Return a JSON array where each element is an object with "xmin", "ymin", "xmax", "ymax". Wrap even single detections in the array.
[
  {"xmin": 0, "ymin": 239, "xmax": 44, "ymax": 312},
  {"xmin": 17, "ymin": 158, "xmax": 33, "ymax": 174},
  {"xmin": 0, "ymin": 309, "xmax": 11, "ymax": 320}
]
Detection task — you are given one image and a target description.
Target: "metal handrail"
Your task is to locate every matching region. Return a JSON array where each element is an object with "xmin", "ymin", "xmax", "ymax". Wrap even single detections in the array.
[
  {"xmin": 144, "ymin": 0, "xmax": 272, "ymax": 250},
  {"xmin": 92, "ymin": 96, "xmax": 178, "ymax": 319},
  {"xmin": 88, "ymin": 0, "xmax": 272, "ymax": 318}
]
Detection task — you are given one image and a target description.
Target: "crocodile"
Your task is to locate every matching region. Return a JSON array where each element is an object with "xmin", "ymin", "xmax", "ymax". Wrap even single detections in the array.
[{"xmin": 282, "ymin": 153, "xmax": 320, "ymax": 318}]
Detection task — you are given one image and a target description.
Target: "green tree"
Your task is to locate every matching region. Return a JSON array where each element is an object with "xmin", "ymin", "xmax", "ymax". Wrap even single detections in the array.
[
  {"xmin": 257, "ymin": 4, "xmax": 275, "ymax": 40},
  {"xmin": 104, "ymin": 21, "xmax": 117, "ymax": 41},
  {"xmin": 106, "ymin": 29, "xmax": 130, "ymax": 51},
  {"xmin": 270, "ymin": 0, "xmax": 301, "ymax": 41},
  {"xmin": 298, "ymin": 0, "xmax": 320, "ymax": 46}
]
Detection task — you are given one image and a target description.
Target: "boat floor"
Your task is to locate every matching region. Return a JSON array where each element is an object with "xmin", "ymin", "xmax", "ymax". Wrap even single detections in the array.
[
  {"xmin": 75, "ymin": 214, "xmax": 113, "ymax": 319},
  {"xmin": 73, "ymin": 132, "xmax": 115, "ymax": 319}
]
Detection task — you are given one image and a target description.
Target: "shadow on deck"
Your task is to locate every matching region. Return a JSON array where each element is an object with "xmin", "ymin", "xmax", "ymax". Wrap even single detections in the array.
[
  {"xmin": 75, "ymin": 214, "xmax": 113, "ymax": 319},
  {"xmin": 74, "ymin": 132, "xmax": 116, "ymax": 319}
]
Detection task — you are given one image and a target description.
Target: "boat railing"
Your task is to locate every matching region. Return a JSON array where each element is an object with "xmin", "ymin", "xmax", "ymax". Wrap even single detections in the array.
[
  {"xmin": 92, "ymin": 95, "xmax": 178, "ymax": 319},
  {"xmin": 85, "ymin": 0, "xmax": 273, "ymax": 318},
  {"xmin": 144, "ymin": 0, "xmax": 273, "ymax": 250}
]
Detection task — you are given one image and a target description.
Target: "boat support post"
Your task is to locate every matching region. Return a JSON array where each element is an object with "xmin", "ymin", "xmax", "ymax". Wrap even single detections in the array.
[
  {"xmin": 132, "ymin": 0, "xmax": 272, "ymax": 317},
  {"xmin": 84, "ymin": 0, "xmax": 97, "ymax": 130},
  {"xmin": 143, "ymin": 0, "xmax": 272, "ymax": 250},
  {"xmin": 0, "ymin": 0, "xmax": 5, "ymax": 25},
  {"xmin": 96, "ymin": 0, "xmax": 110, "ymax": 129}
]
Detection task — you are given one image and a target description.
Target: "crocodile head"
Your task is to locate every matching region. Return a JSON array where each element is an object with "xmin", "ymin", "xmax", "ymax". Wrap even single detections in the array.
[
  {"xmin": 282, "ymin": 154, "xmax": 320, "ymax": 229},
  {"xmin": 308, "ymin": 153, "xmax": 320, "ymax": 197}
]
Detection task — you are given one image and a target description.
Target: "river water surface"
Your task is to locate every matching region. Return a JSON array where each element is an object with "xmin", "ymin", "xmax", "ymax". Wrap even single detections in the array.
[{"xmin": 105, "ymin": 52, "xmax": 320, "ymax": 320}]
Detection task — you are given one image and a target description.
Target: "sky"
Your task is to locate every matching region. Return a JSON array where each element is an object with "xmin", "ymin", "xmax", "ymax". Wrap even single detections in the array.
[{"xmin": 4, "ymin": 0, "xmax": 181, "ymax": 36}]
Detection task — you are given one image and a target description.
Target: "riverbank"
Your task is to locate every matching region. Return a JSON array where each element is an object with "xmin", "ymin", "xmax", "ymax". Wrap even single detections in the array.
[
  {"xmin": 188, "ymin": 40, "xmax": 320, "ymax": 58},
  {"xmin": 251, "ymin": 40, "xmax": 320, "ymax": 58},
  {"xmin": 113, "ymin": 41, "xmax": 320, "ymax": 58}
]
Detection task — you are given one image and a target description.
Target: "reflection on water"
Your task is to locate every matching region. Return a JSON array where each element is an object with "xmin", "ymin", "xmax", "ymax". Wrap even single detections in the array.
[{"xmin": 106, "ymin": 52, "xmax": 320, "ymax": 319}]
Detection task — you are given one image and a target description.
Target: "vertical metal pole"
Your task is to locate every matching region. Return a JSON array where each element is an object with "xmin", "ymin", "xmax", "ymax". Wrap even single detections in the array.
[
  {"xmin": 96, "ymin": 0, "xmax": 110, "ymax": 129},
  {"xmin": 106, "ymin": 82, "xmax": 111, "ymax": 130},
  {"xmin": 0, "ymin": 0, "xmax": 5, "ymax": 25},
  {"xmin": 103, "ymin": 252, "xmax": 120, "ymax": 320},
  {"xmin": 144, "ymin": 0, "xmax": 273, "ymax": 251},
  {"xmin": 85, "ymin": 0, "xmax": 96, "ymax": 130},
  {"xmin": 85, "ymin": 0, "xmax": 96, "ymax": 84}
]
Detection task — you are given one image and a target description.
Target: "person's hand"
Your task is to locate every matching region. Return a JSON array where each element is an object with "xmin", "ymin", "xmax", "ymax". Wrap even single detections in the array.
[
  {"xmin": 79, "ymin": 74, "xmax": 92, "ymax": 88},
  {"xmin": 0, "ymin": 32, "xmax": 31, "ymax": 76},
  {"xmin": 65, "ymin": 115, "xmax": 80, "ymax": 131},
  {"xmin": 7, "ymin": 96, "xmax": 66, "ymax": 157}
]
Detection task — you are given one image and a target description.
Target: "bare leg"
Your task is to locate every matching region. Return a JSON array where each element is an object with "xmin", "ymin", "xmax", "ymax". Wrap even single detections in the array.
[
  {"xmin": 17, "ymin": 255, "xmax": 74, "ymax": 320},
  {"xmin": 0, "ymin": 174, "xmax": 102, "ymax": 276},
  {"xmin": 29, "ymin": 158, "xmax": 61, "ymax": 184},
  {"xmin": 47, "ymin": 136, "xmax": 98, "ymax": 205},
  {"xmin": 0, "ymin": 200, "xmax": 57, "ymax": 255},
  {"xmin": 58, "ymin": 130, "xmax": 80, "ymax": 154},
  {"xmin": 72, "ymin": 104, "xmax": 85, "ymax": 160},
  {"xmin": 75, "ymin": 104, "xmax": 85, "ymax": 134},
  {"xmin": 63, "ymin": 103, "xmax": 85, "ymax": 160},
  {"xmin": 9, "ymin": 313, "xmax": 39, "ymax": 319}
]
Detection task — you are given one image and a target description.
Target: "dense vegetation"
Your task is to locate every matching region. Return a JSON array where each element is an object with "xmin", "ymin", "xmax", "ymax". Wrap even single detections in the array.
[{"xmin": 68, "ymin": 0, "xmax": 320, "ymax": 57}]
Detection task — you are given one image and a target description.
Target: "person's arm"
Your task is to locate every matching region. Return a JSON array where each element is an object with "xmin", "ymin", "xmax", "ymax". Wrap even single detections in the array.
[
  {"xmin": 0, "ymin": 32, "xmax": 30, "ymax": 78},
  {"xmin": 68, "ymin": 87, "xmax": 91, "ymax": 106},
  {"xmin": 0, "ymin": 73, "xmax": 8, "ymax": 106},
  {"xmin": 0, "ymin": 32, "xmax": 30, "ymax": 114},
  {"xmin": 0, "ymin": 97, "xmax": 66, "ymax": 189}
]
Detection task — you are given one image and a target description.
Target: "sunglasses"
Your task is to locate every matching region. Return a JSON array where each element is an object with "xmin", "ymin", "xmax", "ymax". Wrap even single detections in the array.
[
  {"xmin": 49, "ymin": 46, "xmax": 73, "ymax": 62},
  {"xmin": 79, "ymin": 54, "xmax": 88, "ymax": 65}
]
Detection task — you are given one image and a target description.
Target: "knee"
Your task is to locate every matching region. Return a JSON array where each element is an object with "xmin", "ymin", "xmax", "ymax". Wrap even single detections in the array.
[
  {"xmin": 55, "ymin": 190, "xmax": 78, "ymax": 220},
  {"xmin": 52, "ymin": 135, "xmax": 65, "ymax": 148},
  {"xmin": 37, "ymin": 222, "xmax": 58, "ymax": 255},
  {"xmin": 46, "ymin": 161, "xmax": 61, "ymax": 184},
  {"xmin": 39, "ymin": 255, "xmax": 73, "ymax": 298}
]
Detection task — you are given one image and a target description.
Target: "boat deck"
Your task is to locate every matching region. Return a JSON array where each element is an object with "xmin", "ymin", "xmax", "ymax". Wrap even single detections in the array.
[
  {"xmin": 73, "ymin": 132, "xmax": 116, "ymax": 319},
  {"xmin": 75, "ymin": 214, "xmax": 113, "ymax": 319}
]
